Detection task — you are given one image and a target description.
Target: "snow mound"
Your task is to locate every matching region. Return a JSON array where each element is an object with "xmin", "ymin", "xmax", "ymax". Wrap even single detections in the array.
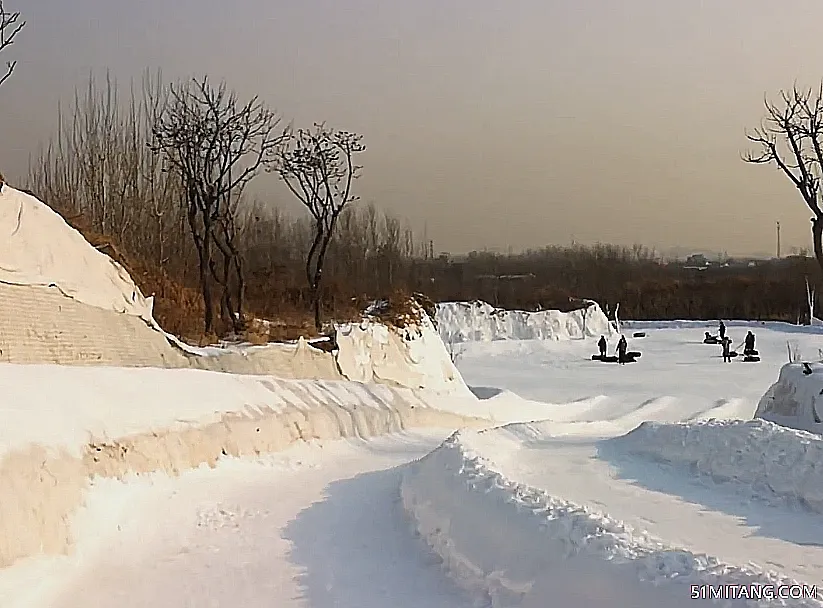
[
  {"xmin": 0, "ymin": 186, "xmax": 152, "ymax": 320},
  {"xmin": 335, "ymin": 305, "xmax": 472, "ymax": 396},
  {"xmin": 402, "ymin": 430, "xmax": 822, "ymax": 607},
  {"xmin": 611, "ymin": 418, "xmax": 823, "ymax": 514},
  {"xmin": 756, "ymin": 363, "xmax": 823, "ymax": 433},
  {"xmin": 435, "ymin": 300, "xmax": 614, "ymax": 344},
  {"xmin": 0, "ymin": 363, "xmax": 487, "ymax": 568}
]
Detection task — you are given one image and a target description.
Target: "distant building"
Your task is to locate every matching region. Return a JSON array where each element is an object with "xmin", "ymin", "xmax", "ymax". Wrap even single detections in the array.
[{"xmin": 684, "ymin": 253, "xmax": 709, "ymax": 268}]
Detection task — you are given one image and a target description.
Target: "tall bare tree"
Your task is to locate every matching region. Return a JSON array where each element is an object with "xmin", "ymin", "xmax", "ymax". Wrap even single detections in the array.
[
  {"xmin": 0, "ymin": 1, "xmax": 24, "ymax": 88},
  {"xmin": 273, "ymin": 123, "xmax": 365, "ymax": 330},
  {"xmin": 745, "ymin": 84, "xmax": 823, "ymax": 273},
  {"xmin": 150, "ymin": 76, "xmax": 284, "ymax": 334}
]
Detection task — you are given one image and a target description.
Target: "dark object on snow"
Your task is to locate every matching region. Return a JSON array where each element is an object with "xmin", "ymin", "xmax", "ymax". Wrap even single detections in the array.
[
  {"xmin": 803, "ymin": 362, "xmax": 813, "ymax": 375},
  {"xmin": 743, "ymin": 356, "xmax": 760, "ymax": 362},
  {"xmin": 632, "ymin": 332, "xmax": 646, "ymax": 338},
  {"xmin": 703, "ymin": 332, "xmax": 720, "ymax": 344},
  {"xmin": 616, "ymin": 335, "xmax": 628, "ymax": 365},
  {"xmin": 721, "ymin": 337, "xmax": 733, "ymax": 362},
  {"xmin": 627, "ymin": 351, "xmax": 642, "ymax": 358},
  {"xmin": 743, "ymin": 331, "xmax": 756, "ymax": 356},
  {"xmin": 598, "ymin": 335, "xmax": 607, "ymax": 357},
  {"xmin": 743, "ymin": 349, "xmax": 759, "ymax": 356},
  {"xmin": 593, "ymin": 354, "xmax": 636, "ymax": 363}
]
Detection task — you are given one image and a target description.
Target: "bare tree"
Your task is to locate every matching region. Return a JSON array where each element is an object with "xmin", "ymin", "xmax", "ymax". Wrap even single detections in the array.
[
  {"xmin": 0, "ymin": 1, "xmax": 24, "ymax": 88},
  {"xmin": 273, "ymin": 123, "xmax": 365, "ymax": 330},
  {"xmin": 150, "ymin": 76, "xmax": 284, "ymax": 334},
  {"xmin": 744, "ymin": 84, "xmax": 823, "ymax": 273}
]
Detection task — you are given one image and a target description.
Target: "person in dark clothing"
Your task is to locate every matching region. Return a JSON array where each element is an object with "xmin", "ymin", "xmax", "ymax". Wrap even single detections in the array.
[
  {"xmin": 721, "ymin": 336, "xmax": 732, "ymax": 363},
  {"xmin": 744, "ymin": 331, "xmax": 755, "ymax": 354},
  {"xmin": 617, "ymin": 335, "xmax": 628, "ymax": 364},
  {"xmin": 719, "ymin": 321, "xmax": 726, "ymax": 340},
  {"xmin": 598, "ymin": 335, "xmax": 607, "ymax": 357}
]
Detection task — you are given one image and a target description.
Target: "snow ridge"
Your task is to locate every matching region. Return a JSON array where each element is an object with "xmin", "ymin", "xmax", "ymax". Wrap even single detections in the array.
[
  {"xmin": 612, "ymin": 418, "xmax": 823, "ymax": 514},
  {"xmin": 401, "ymin": 430, "xmax": 822, "ymax": 607},
  {"xmin": 434, "ymin": 300, "xmax": 614, "ymax": 344}
]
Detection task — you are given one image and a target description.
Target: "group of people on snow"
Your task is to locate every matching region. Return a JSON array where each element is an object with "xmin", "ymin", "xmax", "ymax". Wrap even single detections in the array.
[
  {"xmin": 598, "ymin": 320, "xmax": 758, "ymax": 366},
  {"xmin": 712, "ymin": 321, "xmax": 757, "ymax": 363},
  {"xmin": 597, "ymin": 333, "xmax": 628, "ymax": 364}
]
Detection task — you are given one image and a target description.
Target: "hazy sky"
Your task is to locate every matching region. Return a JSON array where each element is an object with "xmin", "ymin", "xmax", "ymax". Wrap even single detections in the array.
[{"xmin": 2, "ymin": 0, "xmax": 823, "ymax": 256}]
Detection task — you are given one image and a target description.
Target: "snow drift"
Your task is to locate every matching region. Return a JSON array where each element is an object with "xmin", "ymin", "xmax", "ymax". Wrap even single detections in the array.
[
  {"xmin": 0, "ymin": 186, "xmax": 153, "ymax": 320},
  {"xmin": 435, "ymin": 300, "xmax": 614, "ymax": 344},
  {"xmin": 610, "ymin": 418, "xmax": 823, "ymax": 515},
  {"xmin": 336, "ymin": 313, "xmax": 472, "ymax": 397},
  {"xmin": 755, "ymin": 362, "xmax": 823, "ymax": 433},
  {"xmin": 0, "ymin": 363, "xmax": 486, "ymax": 569},
  {"xmin": 401, "ymin": 429, "xmax": 822, "ymax": 607}
]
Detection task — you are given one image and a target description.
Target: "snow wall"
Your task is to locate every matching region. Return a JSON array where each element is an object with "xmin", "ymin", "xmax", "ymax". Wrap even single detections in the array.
[
  {"xmin": 435, "ymin": 300, "xmax": 615, "ymax": 344},
  {"xmin": 401, "ymin": 427, "xmax": 820, "ymax": 607},
  {"xmin": 0, "ymin": 364, "xmax": 487, "ymax": 569},
  {"xmin": 755, "ymin": 362, "xmax": 823, "ymax": 434}
]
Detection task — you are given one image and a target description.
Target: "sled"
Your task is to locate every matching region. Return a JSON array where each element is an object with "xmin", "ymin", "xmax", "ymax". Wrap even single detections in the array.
[
  {"xmin": 703, "ymin": 337, "xmax": 720, "ymax": 344},
  {"xmin": 743, "ymin": 356, "xmax": 760, "ymax": 362},
  {"xmin": 632, "ymin": 332, "xmax": 646, "ymax": 338},
  {"xmin": 627, "ymin": 351, "xmax": 642, "ymax": 358},
  {"xmin": 592, "ymin": 354, "xmax": 636, "ymax": 363}
]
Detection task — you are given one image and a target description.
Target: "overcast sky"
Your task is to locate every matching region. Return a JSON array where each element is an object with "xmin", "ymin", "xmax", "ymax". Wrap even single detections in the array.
[{"xmin": 1, "ymin": 0, "xmax": 822, "ymax": 256}]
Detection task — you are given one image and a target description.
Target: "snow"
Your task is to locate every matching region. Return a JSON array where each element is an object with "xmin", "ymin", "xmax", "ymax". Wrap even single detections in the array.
[
  {"xmin": 435, "ymin": 299, "xmax": 615, "ymax": 344},
  {"xmin": 335, "ymin": 309, "xmax": 472, "ymax": 396},
  {"xmin": 3, "ymin": 431, "xmax": 477, "ymax": 608},
  {"xmin": 7, "ymin": 312, "xmax": 823, "ymax": 605},
  {"xmin": 0, "ymin": 186, "xmax": 152, "ymax": 320},
  {"xmin": 402, "ymin": 429, "xmax": 822, "ymax": 607},
  {"xmin": 756, "ymin": 362, "xmax": 823, "ymax": 433},
  {"xmin": 613, "ymin": 418, "xmax": 823, "ymax": 514}
]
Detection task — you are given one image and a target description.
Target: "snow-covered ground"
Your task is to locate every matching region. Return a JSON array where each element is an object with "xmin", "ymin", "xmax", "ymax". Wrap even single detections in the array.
[{"xmin": 6, "ymin": 319, "xmax": 823, "ymax": 606}]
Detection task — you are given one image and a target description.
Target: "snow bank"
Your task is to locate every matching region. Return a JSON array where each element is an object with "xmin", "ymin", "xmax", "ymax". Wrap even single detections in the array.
[
  {"xmin": 0, "ymin": 186, "xmax": 152, "ymax": 320},
  {"xmin": 611, "ymin": 418, "xmax": 823, "ymax": 514},
  {"xmin": 401, "ymin": 430, "xmax": 822, "ymax": 607},
  {"xmin": 0, "ymin": 363, "xmax": 486, "ymax": 568},
  {"xmin": 756, "ymin": 363, "xmax": 823, "ymax": 433},
  {"xmin": 335, "ymin": 312, "xmax": 472, "ymax": 396},
  {"xmin": 435, "ymin": 300, "xmax": 614, "ymax": 344}
]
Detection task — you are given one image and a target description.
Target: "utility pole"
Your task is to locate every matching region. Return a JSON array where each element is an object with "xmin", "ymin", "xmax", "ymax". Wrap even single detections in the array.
[{"xmin": 776, "ymin": 221, "xmax": 781, "ymax": 258}]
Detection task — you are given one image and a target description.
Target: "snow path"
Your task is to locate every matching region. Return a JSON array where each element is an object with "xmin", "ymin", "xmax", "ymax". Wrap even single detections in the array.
[
  {"xmin": 467, "ymin": 431, "xmax": 823, "ymax": 588},
  {"xmin": 36, "ymin": 431, "xmax": 475, "ymax": 608}
]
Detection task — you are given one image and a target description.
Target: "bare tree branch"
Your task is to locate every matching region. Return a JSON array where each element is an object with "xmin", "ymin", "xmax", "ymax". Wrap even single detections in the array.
[
  {"xmin": 0, "ymin": 1, "xmax": 24, "ymax": 89},
  {"xmin": 744, "ymin": 83, "xmax": 823, "ymax": 272},
  {"xmin": 272, "ymin": 123, "xmax": 365, "ymax": 330},
  {"xmin": 150, "ymin": 76, "xmax": 284, "ymax": 334}
]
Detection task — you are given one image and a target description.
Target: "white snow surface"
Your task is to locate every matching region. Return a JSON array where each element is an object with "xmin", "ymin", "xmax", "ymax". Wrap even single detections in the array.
[
  {"xmin": 756, "ymin": 362, "xmax": 823, "ymax": 433},
  {"xmin": 335, "ymin": 310, "xmax": 473, "ymax": 397},
  {"xmin": 0, "ymin": 363, "xmax": 480, "ymax": 460},
  {"xmin": 0, "ymin": 186, "xmax": 152, "ymax": 320},
  {"xmin": 435, "ymin": 299, "xmax": 615, "ymax": 343},
  {"xmin": 402, "ymin": 428, "xmax": 823, "ymax": 607},
  {"xmin": 7, "ymin": 321, "xmax": 823, "ymax": 605}
]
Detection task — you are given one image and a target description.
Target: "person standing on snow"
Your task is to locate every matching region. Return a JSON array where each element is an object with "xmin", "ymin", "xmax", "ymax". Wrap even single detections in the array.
[
  {"xmin": 617, "ymin": 335, "xmax": 628, "ymax": 364},
  {"xmin": 719, "ymin": 321, "xmax": 726, "ymax": 341},
  {"xmin": 598, "ymin": 335, "xmax": 607, "ymax": 358},
  {"xmin": 744, "ymin": 331, "xmax": 755, "ymax": 354},
  {"xmin": 721, "ymin": 336, "xmax": 732, "ymax": 363}
]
